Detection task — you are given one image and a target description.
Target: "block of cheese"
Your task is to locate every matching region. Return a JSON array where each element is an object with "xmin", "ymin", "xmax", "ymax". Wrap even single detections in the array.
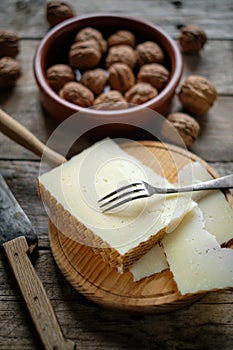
[
  {"xmin": 38, "ymin": 138, "xmax": 195, "ymax": 270},
  {"xmin": 162, "ymin": 206, "xmax": 233, "ymax": 295}
]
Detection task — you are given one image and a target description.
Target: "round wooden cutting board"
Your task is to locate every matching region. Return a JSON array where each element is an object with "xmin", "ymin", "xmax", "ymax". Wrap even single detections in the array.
[{"xmin": 48, "ymin": 141, "xmax": 233, "ymax": 313}]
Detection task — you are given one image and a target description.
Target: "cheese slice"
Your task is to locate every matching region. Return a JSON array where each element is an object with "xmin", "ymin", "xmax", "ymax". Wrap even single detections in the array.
[
  {"xmin": 162, "ymin": 206, "xmax": 233, "ymax": 295},
  {"xmin": 130, "ymin": 161, "xmax": 233, "ymax": 281},
  {"xmin": 39, "ymin": 138, "xmax": 195, "ymax": 270},
  {"xmin": 178, "ymin": 161, "xmax": 214, "ymax": 202},
  {"xmin": 179, "ymin": 161, "xmax": 233, "ymax": 244},
  {"xmin": 198, "ymin": 191, "xmax": 233, "ymax": 244},
  {"xmin": 129, "ymin": 244, "xmax": 168, "ymax": 281}
]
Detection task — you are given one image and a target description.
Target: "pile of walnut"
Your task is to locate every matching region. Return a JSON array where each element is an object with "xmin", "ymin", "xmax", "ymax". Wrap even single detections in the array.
[
  {"xmin": 0, "ymin": 29, "xmax": 21, "ymax": 89},
  {"xmin": 161, "ymin": 24, "xmax": 217, "ymax": 149},
  {"xmin": 46, "ymin": 27, "xmax": 171, "ymax": 110},
  {"xmin": 45, "ymin": 9, "xmax": 217, "ymax": 149}
]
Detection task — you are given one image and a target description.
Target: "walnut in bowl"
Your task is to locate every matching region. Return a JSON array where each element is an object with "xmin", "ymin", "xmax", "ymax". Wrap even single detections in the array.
[
  {"xmin": 107, "ymin": 30, "xmax": 136, "ymax": 48},
  {"xmin": 80, "ymin": 68, "xmax": 108, "ymax": 95},
  {"xmin": 108, "ymin": 63, "xmax": 135, "ymax": 93},
  {"xmin": 105, "ymin": 45, "xmax": 136, "ymax": 69},
  {"xmin": 125, "ymin": 82, "xmax": 158, "ymax": 105},
  {"xmin": 46, "ymin": 64, "xmax": 75, "ymax": 92},
  {"xmin": 93, "ymin": 90, "xmax": 128, "ymax": 110},
  {"xmin": 137, "ymin": 63, "xmax": 170, "ymax": 91}
]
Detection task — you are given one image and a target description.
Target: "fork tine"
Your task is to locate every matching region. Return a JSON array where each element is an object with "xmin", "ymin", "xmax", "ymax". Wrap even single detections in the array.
[
  {"xmin": 102, "ymin": 193, "xmax": 149, "ymax": 213},
  {"xmin": 97, "ymin": 182, "xmax": 143, "ymax": 203},
  {"xmin": 99, "ymin": 187, "xmax": 145, "ymax": 209}
]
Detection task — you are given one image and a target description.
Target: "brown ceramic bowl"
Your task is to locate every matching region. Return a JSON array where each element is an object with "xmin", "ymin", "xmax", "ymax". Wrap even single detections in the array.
[{"xmin": 33, "ymin": 14, "xmax": 183, "ymax": 133}]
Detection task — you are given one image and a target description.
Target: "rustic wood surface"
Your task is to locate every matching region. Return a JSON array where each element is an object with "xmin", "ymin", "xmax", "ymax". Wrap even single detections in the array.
[{"xmin": 0, "ymin": 0, "xmax": 233, "ymax": 349}]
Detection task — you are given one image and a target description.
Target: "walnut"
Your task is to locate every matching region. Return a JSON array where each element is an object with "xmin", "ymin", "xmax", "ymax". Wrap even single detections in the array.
[
  {"xmin": 105, "ymin": 45, "xmax": 136, "ymax": 69},
  {"xmin": 179, "ymin": 25, "xmax": 207, "ymax": 54},
  {"xmin": 137, "ymin": 63, "xmax": 170, "ymax": 91},
  {"xmin": 80, "ymin": 68, "xmax": 108, "ymax": 95},
  {"xmin": 107, "ymin": 30, "xmax": 136, "ymax": 48},
  {"xmin": 0, "ymin": 30, "xmax": 20, "ymax": 58},
  {"xmin": 0, "ymin": 57, "xmax": 21, "ymax": 88},
  {"xmin": 160, "ymin": 112, "xmax": 200, "ymax": 148},
  {"xmin": 59, "ymin": 81, "xmax": 94, "ymax": 107},
  {"xmin": 136, "ymin": 41, "xmax": 165, "ymax": 67},
  {"xmin": 125, "ymin": 82, "xmax": 158, "ymax": 105},
  {"xmin": 46, "ymin": 1, "xmax": 74, "ymax": 27},
  {"xmin": 69, "ymin": 40, "xmax": 101, "ymax": 70},
  {"xmin": 178, "ymin": 75, "xmax": 217, "ymax": 115},
  {"xmin": 75, "ymin": 27, "xmax": 107, "ymax": 54},
  {"xmin": 93, "ymin": 90, "xmax": 128, "ymax": 110},
  {"xmin": 46, "ymin": 64, "xmax": 74, "ymax": 92},
  {"xmin": 108, "ymin": 63, "xmax": 135, "ymax": 93}
]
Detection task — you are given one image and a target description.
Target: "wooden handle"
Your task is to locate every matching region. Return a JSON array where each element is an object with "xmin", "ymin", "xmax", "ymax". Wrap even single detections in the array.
[
  {"xmin": 0, "ymin": 108, "xmax": 66, "ymax": 166},
  {"xmin": 3, "ymin": 236, "xmax": 76, "ymax": 350}
]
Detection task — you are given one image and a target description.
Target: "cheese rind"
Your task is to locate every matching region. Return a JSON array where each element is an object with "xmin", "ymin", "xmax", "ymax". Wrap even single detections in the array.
[{"xmin": 39, "ymin": 138, "xmax": 195, "ymax": 270}]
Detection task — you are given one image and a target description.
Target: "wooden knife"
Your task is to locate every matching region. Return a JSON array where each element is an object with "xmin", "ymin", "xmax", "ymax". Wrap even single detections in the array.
[{"xmin": 0, "ymin": 174, "xmax": 76, "ymax": 350}]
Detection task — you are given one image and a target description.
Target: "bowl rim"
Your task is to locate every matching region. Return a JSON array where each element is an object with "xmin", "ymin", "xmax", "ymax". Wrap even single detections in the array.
[{"xmin": 33, "ymin": 13, "xmax": 183, "ymax": 118}]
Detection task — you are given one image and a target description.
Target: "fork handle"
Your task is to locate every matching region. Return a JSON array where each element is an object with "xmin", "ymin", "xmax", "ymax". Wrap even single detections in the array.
[{"xmin": 166, "ymin": 174, "xmax": 233, "ymax": 194}]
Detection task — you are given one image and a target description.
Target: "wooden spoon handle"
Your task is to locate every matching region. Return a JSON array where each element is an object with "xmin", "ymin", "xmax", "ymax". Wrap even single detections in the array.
[
  {"xmin": 3, "ymin": 236, "xmax": 76, "ymax": 350},
  {"xmin": 0, "ymin": 108, "xmax": 66, "ymax": 166}
]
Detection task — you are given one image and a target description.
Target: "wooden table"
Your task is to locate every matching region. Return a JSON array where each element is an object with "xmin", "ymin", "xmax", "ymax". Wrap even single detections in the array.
[{"xmin": 0, "ymin": 1, "xmax": 233, "ymax": 349}]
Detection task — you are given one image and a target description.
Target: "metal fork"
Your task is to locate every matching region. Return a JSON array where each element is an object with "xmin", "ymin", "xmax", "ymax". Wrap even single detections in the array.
[{"xmin": 98, "ymin": 174, "xmax": 233, "ymax": 212}]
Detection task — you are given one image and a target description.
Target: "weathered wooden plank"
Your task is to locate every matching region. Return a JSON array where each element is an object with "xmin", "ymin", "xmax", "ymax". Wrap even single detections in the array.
[
  {"xmin": 1, "ymin": 250, "xmax": 233, "ymax": 350},
  {"xmin": 1, "ymin": 94, "xmax": 232, "ymax": 162},
  {"xmin": 185, "ymin": 96, "xmax": 233, "ymax": 162},
  {"xmin": 0, "ymin": 0, "xmax": 233, "ymax": 40}
]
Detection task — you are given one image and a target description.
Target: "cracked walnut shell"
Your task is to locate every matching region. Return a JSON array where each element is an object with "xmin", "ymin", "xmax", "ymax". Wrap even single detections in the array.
[
  {"xmin": 105, "ymin": 45, "xmax": 136, "ymax": 69},
  {"xmin": 0, "ymin": 30, "xmax": 20, "ymax": 58},
  {"xmin": 46, "ymin": 1, "xmax": 74, "ymax": 27},
  {"xmin": 59, "ymin": 81, "xmax": 94, "ymax": 107},
  {"xmin": 179, "ymin": 25, "xmax": 207, "ymax": 54},
  {"xmin": 137, "ymin": 63, "xmax": 170, "ymax": 91},
  {"xmin": 75, "ymin": 27, "xmax": 107, "ymax": 54},
  {"xmin": 161, "ymin": 112, "xmax": 200, "ymax": 148},
  {"xmin": 108, "ymin": 63, "xmax": 135, "ymax": 93},
  {"xmin": 125, "ymin": 82, "xmax": 158, "ymax": 105},
  {"xmin": 136, "ymin": 41, "xmax": 165, "ymax": 67},
  {"xmin": 69, "ymin": 40, "xmax": 102, "ymax": 70},
  {"xmin": 107, "ymin": 30, "xmax": 136, "ymax": 48},
  {"xmin": 178, "ymin": 75, "xmax": 217, "ymax": 115},
  {"xmin": 81, "ymin": 68, "xmax": 108, "ymax": 95},
  {"xmin": 46, "ymin": 64, "xmax": 74, "ymax": 92},
  {"xmin": 0, "ymin": 57, "xmax": 21, "ymax": 88}
]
